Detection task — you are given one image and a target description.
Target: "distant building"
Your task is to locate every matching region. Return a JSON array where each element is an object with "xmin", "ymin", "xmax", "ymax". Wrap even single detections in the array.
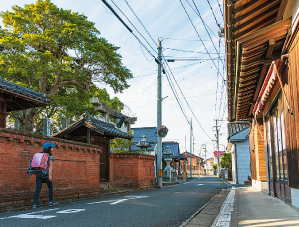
[
  {"xmin": 162, "ymin": 141, "xmax": 187, "ymax": 175},
  {"xmin": 206, "ymin": 158, "xmax": 215, "ymax": 175},
  {"xmin": 182, "ymin": 152, "xmax": 203, "ymax": 177}
]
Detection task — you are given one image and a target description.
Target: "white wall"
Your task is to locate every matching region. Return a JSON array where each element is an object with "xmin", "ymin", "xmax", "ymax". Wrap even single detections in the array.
[{"xmin": 231, "ymin": 144, "xmax": 236, "ymax": 183}]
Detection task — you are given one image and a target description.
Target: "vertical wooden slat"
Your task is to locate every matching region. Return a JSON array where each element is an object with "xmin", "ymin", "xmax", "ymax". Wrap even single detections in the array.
[{"xmin": 284, "ymin": 29, "xmax": 299, "ymax": 188}]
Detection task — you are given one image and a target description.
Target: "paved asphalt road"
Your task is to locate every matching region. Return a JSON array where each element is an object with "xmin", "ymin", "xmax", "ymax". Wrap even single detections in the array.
[{"xmin": 0, "ymin": 176, "xmax": 230, "ymax": 227}]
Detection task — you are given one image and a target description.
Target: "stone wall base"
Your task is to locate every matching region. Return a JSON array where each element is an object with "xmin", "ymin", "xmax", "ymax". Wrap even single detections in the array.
[
  {"xmin": 291, "ymin": 188, "xmax": 299, "ymax": 209},
  {"xmin": 252, "ymin": 180, "xmax": 268, "ymax": 191}
]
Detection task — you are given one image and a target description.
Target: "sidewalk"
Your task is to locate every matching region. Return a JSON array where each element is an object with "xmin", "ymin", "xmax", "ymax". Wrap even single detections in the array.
[{"xmin": 184, "ymin": 184, "xmax": 299, "ymax": 226}]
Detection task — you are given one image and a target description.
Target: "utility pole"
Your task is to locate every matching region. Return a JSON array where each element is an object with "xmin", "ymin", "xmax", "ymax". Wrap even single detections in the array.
[
  {"xmin": 156, "ymin": 38, "xmax": 163, "ymax": 188},
  {"xmin": 202, "ymin": 144, "xmax": 207, "ymax": 161},
  {"xmin": 190, "ymin": 118, "xmax": 193, "ymax": 178},
  {"xmin": 215, "ymin": 119, "xmax": 220, "ymax": 176},
  {"xmin": 201, "ymin": 144, "xmax": 207, "ymax": 175}
]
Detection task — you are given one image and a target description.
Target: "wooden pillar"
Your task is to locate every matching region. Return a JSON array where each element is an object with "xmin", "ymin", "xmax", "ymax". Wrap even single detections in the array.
[
  {"xmin": 87, "ymin": 128, "xmax": 91, "ymax": 144},
  {"xmin": 0, "ymin": 100, "xmax": 7, "ymax": 128}
]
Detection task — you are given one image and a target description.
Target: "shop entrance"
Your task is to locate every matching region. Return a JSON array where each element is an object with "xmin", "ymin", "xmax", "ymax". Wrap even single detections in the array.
[{"xmin": 265, "ymin": 95, "xmax": 291, "ymax": 203}]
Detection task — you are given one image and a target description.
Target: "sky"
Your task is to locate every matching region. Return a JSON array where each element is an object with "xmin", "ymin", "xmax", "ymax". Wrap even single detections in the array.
[{"xmin": 1, "ymin": 0, "xmax": 227, "ymax": 159}]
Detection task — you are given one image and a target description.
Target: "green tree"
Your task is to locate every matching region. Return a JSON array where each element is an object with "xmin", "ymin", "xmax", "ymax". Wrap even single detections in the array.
[
  {"xmin": 220, "ymin": 153, "xmax": 232, "ymax": 169},
  {"xmin": 213, "ymin": 164, "xmax": 218, "ymax": 171},
  {"xmin": 0, "ymin": 0, "xmax": 132, "ymax": 132},
  {"xmin": 110, "ymin": 131, "xmax": 134, "ymax": 153}
]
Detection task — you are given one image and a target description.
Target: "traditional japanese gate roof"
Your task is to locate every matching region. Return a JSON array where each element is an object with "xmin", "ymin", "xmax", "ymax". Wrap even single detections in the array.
[
  {"xmin": 131, "ymin": 127, "xmax": 157, "ymax": 151},
  {"xmin": 53, "ymin": 114, "xmax": 132, "ymax": 140},
  {"xmin": 225, "ymin": 0, "xmax": 290, "ymax": 121},
  {"xmin": 162, "ymin": 141, "xmax": 187, "ymax": 160},
  {"xmin": 0, "ymin": 77, "xmax": 49, "ymax": 111}
]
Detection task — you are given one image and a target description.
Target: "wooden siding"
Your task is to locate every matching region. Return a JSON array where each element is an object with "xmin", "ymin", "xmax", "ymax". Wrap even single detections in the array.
[
  {"xmin": 283, "ymin": 25, "xmax": 299, "ymax": 189},
  {"xmin": 253, "ymin": 122, "xmax": 267, "ymax": 181},
  {"xmin": 251, "ymin": 150, "xmax": 257, "ymax": 180}
]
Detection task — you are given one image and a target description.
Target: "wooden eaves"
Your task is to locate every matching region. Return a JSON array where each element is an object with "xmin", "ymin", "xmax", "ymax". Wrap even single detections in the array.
[{"xmin": 225, "ymin": 0, "xmax": 290, "ymax": 122}]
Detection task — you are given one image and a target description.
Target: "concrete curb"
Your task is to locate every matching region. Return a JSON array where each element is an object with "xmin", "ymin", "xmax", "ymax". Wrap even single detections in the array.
[
  {"xmin": 211, "ymin": 187, "xmax": 235, "ymax": 227},
  {"xmin": 180, "ymin": 188, "xmax": 229, "ymax": 227}
]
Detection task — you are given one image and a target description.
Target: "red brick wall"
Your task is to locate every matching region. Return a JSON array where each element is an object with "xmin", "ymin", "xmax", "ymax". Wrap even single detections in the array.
[
  {"xmin": 0, "ymin": 128, "xmax": 102, "ymax": 209},
  {"xmin": 110, "ymin": 153, "xmax": 155, "ymax": 188}
]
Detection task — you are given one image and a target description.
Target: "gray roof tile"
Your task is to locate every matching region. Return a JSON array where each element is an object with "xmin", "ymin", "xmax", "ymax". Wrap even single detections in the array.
[
  {"xmin": 227, "ymin": 121, "xmax": 250, "ymax": 139},
  {"xmin": 0, "ymin": 77, "xmax": 48, "ymax": 103},
  {"xmin": 131, "ymin": 127, "xmax": 157, "ymax": 151}
]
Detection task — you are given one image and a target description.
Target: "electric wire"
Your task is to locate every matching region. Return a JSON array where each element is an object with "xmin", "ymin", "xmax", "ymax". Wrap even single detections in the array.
[
  {"xmin": 102, "ymin": 0, "xmax": 159, "ymax": 64},
  {"xmin": 162, "ymin": 36, "xmax": 225, "ymax": 48},
  {"xmin": 163, "ymin": 65, "xmax": 191, "ymax": 125},
  {"xmin": 162, "ymin": 37, "xmax": 209, "ymax": 42},
  {"xmin": 216, "ymin": 0, "xmax": 224, "ymax": 19},
  {"xmin": 188, "ymin": 0, "xmax": 225, "ymax": 68},
  {"xmin": 132, "ymin": 60, "xmax": 213, "ymax": 79},
  {"xmin": 178, "ymin": 1, "xmax": 225, "ymax": 47},
  {"xmin": 103, "ymin": 0, "xmax": 223, "ymax": 142},
  {"xmin": 139, "ymin": 42, "xmax": 154, "ymax": 62},
  {"xmin": 162, "ymin": 53, "xmax": 214, "ymax": 141},
  {"xmin": 206, "ymin": 0, "xmax": 220, "ymax": 27},
  {"xmin": 179, "ymin": 0, "xmax": 224, "ymax": 80},
  {"xmin": 163, "ymin": 47, "xmax": 224, "ymax": 55},
  {"xmin": 110, "ymin": 0, "xmax": 158, "ymax": 55},
  {"xmin": 124, "ymin": 0, "xmax": 157, "ymax": 47}
]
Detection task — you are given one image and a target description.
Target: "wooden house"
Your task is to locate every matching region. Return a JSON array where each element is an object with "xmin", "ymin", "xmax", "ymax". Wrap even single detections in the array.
[{"xmin": 225, "ymin": 0, "xmax": 299, "ymax": 207}]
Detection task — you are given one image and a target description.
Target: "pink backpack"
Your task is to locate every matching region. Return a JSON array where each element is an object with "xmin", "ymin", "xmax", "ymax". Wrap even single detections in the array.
[{"xmin": 31, "ymin": 153, "xmax": 49, "ymax": 170}]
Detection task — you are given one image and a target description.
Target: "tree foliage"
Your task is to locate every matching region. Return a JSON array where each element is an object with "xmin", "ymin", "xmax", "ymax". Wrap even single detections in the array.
[
  {"xmin": 110, "ymin": 131, "xmax": 134, "ymax": 153},
  {"xmin": 220, "ymin": 153, "xmax": 232, "ymax": 169},
  {"xmin": 0, "ymin": 0, "xmax": 132, "ymax": 132},
  {"xmin": 212, "ymin": 164, "xmax": 218, "ymax": 171}
]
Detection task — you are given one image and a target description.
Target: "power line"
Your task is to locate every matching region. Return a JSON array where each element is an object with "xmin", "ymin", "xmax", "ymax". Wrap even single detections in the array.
[
  {"xmin": 206, "ymin": 0, "xmax": 221, "ymax": 27},
  {"xmin": 177, "ymin": 1, "xmax": 225, "ymax": 47},
  {"xmin": 139, "ymin": 42, "xmax": 154, "ymax": 62},
  {"xmin": 132, "ymin": 60, "xmax": 214, "ymax": 79},
  {"xmin": 179, "ymin": 0, "xmax": 224, "ymax": 80},
  {"xmin": 109, "ymin": 0, "xmax": 158, "ymax": 55},
  {"xmin": 101, "ymin": 0, "xmax": 158, "ymax": 62},
  {"xmin": 162, "ymin": 37, "xmax": 210, "ymax": 42},
  {"xmin": 188, "ymin": 0, "xmax": 225, "ymax": 68},
  {"xmin": 165, "ymin": 57, "xmax": 223, "ymax": 61},
  {"xmin": 164, "ymin": 66, "xmax": 191, "ymax": 125},
  {"xmin": 124, "ymin": 0, "xmax": 157, "ymax": 47},
  {"xmin": 163, "ymin": 47, "xmax": 224, "ymax": 55},
  {"xmin": 216, "ymin": 0, "xmax": 224, "ymax": 19},
  {"xmin": 162, "ymin": 54, "xmax": 214, "ymax": 141}
]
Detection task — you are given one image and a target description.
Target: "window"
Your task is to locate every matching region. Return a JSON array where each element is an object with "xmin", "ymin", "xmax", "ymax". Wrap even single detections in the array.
[
  {"xmin": 266, "ymin": 94, "xmax": 288, "ymax": 182},
  {"xmin": 266, "ymin": 118, "xmax": 273, "ymax": 180}
]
